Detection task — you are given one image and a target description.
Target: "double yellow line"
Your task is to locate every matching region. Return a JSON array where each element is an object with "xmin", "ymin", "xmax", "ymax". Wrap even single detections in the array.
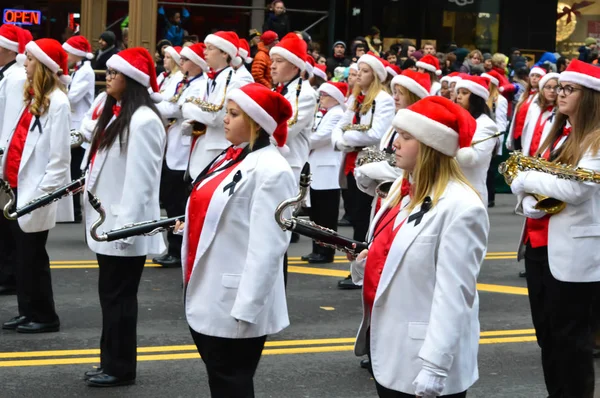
[{"xmin": 0, "ymin": 329, "xmax": 536, "ymax": 368}]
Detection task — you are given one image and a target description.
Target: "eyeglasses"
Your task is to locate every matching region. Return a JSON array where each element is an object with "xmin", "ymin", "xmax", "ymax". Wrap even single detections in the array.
[
  {"xmin": 543, "ymin": 85, "xmax": 558, "ymax": 92},
  {"xmin": 105, "ymin": 69, "xmax": 118, "ymax": 80},
  {"xmin": 556, "ymin": 84, "xmax": 583, "ymax": 96}
]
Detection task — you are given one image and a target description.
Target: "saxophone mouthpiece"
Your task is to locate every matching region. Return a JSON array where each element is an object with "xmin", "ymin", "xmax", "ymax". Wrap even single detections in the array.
[
  {"xmin": 299, "ymin": 163, "xmax": 311, "ymax": 188},
  {"xmin": 87, "ymin": 191, "xmax": 101, "ymax": 211}
]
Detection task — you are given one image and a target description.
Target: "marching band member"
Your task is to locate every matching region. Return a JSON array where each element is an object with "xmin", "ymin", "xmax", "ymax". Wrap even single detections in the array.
[
  {"xmin": 506, "ymin": 66, "xmax": 545, "ymax": 151},
  {"xmin": 0, "ymin": 25, "xmax": 31, "ymax": 296},
  {"xmin": 175, "ymin": 83, "xmax": 295, "ymax": 397},
  {"xmin": 157, "ymin": 45, "xmax": 183, "ymax": 94},
  {"xmin": 269, "ymin": 32, "xmax": 318, "ymax": 182},
  {"xmin": 235, "ymin": 38, "xmax": 255, "ymax": 85},
  {"xmin": 0, "ymin": 38, "xmax": 73, "ymax": 333},
  {"xmin": 455, "ymin": 75, "xmax": 499, "ymax": 205},
  {"xmin": 82, "ymin": 48, "xmax": 166, "ymax": 387},
  {"xmin": 154, "ymin": 43, "xmax": 208, "ymax": 268},
  {"xmin": 63, "ymin": 35, "xmax": 95, "ymax": 222},
  {"xmin": 351, "ymin": 96, "xmax": 488, "ymax": 398},
  {"xmin": 79, "ymin": 90, "xmax": 107, "ymax": 169},
  {"xmin": 346, "ymin": 63, "xmax": 358, "ymax": 103},
  {"xmin": 301, "ymin": 82, "xmax": 347, "ymax": 264},
  {"xmin": 331, "ymin": 52, "xmax": 395, "ymax": 256},
  {"xmin": 416, "ymin": 54, "xmax": 442, "ymax": 95},
  {"xmin": 510, "ymin": 60, "xmax": 600, "ymax": 398},
  {"xmin": 181, "ymin": 31, "xmax": 243, "ymax": 180}
]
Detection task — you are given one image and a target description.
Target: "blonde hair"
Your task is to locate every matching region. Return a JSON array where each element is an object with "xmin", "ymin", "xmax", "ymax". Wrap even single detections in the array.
[
  {"xmin": 242, "ymin": 111, "xmax": 262, "ymax": 149},
  {"xmin": 486, "ymin": 84, "xmax": 499, "ymax": 110},
  {"xmin": 23, "ymin": 60, "xmax": 64, "ymax": 116},
  {"xmin": 390, "ymin": 142, "xmax": 477, "ymax": 211},
  {"xmin": 536, "ymin": 77, "xmax": 558, "ymax": 108},
  {"xmin": 395, "ymin": 84, "xmax": 421, "ymax": 107},
  {"xmin": 491, "ymin": 53, "xmax": 506, "ymax": 68},
  {"xmin": 351, "ymin": 65, "xmax": 385, "ymax": 114}
]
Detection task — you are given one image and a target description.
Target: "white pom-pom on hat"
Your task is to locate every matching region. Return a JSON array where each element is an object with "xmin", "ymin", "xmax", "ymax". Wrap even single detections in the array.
[{"xmin": 456, "ymin": 146, "xmax": 477, "ymax": 167}]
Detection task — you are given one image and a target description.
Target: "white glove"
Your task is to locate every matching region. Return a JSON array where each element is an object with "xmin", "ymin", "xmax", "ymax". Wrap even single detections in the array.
[
  {"xmin": 350, "ymin": 256, "xmax": 367, "ymax": 285},
  {"xmin": 522, "ymin": 195, "xmax": 546, "ymax": 220},
  {"xmin": 413, "ymin": 367, "xmax": 447, "ymax": 398},
  {"xmin": 510, "ymin": 172, "xmax": 528, "ymax": 196},
  {"xmin": 114, "ymin": 239, "xmax": 132, "ymax": 251},
  {"xmin": 335, "ymin": 139, "xmax": 354, "ymax": 152},
  {"xmin": 505, "ymin": 137, "xmax": 514, "ymax": 151},
  {"xmin": 181, "ymin": 119, "xmax": 195, "ymax": 137}
]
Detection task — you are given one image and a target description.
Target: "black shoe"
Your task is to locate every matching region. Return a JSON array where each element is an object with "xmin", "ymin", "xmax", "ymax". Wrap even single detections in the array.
[
  {"xmin": 519, "ymin": 271, "xmax": 527, "ymax": 278},
  {"xmin": 84, "ymin": 368, "xmax": 104, "ymax": 380},
  {"xmin": 301, "ymin": 253, "xmax": 317, "ymax": 261},
  {"xmin": 0, "ymin": 284, "xmax": 16, "ymax": 295},
  {"xmin": 308, "ymin": 254, "xmax": 334, "ymax": 264},
  {"xmin": 2, "ymin": 316, "xmax": 30, "ymax": 330},
  {"xmin": 86, "ymin": 373, "xmax": 135, "ymax": 387},
  {"xmin": 360, "ymin": 358, "xmax": 371, "ymax": 370},
  {"xmin": 338, "ymin": 275, "xmax": 361, "ymax": 290},
  {"xmin": 338, "ymin": 216, "xmax": 352, "ymax": 227},
  {"xmin": 153, "ymin": 254, "xmax": 181, "ymax": 268},
  {"xmin": 17, "ymin": 320, "xmax": 60, "ymax": 334},
  {"xmin": 488, "ymin": 201, "xmax": 495, "ymax": 208},
  {"xmin": 290, "ymin": 232, "xmax": 300, "ymax": 243}
]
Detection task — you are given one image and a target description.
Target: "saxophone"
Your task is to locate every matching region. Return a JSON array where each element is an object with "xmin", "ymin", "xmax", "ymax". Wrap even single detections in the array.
[
  {"xmin": 185, "ymin": 70, "xmax": 233, "ymax": 136},
  {"xmin": 287, "ymin": 80, "xmax": 302, "ymax": 127},
  {"xmin": 355, "ymin": 145, "xmax": 396, "ymax": 168},
  {"xmin": 341, "ymin": 100, "xmax": 376, "ymax": 132},
  {"xmin": 499, "ymin": 151, "xmax": 600, "ymax": 214}
]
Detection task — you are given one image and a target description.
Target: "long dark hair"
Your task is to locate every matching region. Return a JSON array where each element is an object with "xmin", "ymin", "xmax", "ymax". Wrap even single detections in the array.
[
  {"xmin": 467, "ymin": 94, "xmax": 492, "ymax": 119},
  {"xmin": 91, "ymin": 75, "xmax": 161, "ymax": 152}
]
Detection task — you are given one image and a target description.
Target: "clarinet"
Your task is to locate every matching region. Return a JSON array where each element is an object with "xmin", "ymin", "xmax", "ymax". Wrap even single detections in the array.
[
  {"xmin": 274, "ymin": 163, "xmax": 368, "ymax": 257},
  {"xmin": 87, "ymin": 192, "xmax": 184, "ymax": 242},
  {"xmin": 0, "ymin": 176, "xmax": 86, "ymax": 220}
]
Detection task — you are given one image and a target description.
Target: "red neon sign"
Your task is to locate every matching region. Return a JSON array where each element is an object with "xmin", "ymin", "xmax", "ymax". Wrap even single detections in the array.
[{"xmin": 3, "ymin": 9, "xmax": 42, "ymax": 25}]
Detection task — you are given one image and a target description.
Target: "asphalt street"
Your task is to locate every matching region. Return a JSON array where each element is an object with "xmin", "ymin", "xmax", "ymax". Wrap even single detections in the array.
[{"xmin": 0, "ymin": 194, "xmax": 598, "ymax": 397}]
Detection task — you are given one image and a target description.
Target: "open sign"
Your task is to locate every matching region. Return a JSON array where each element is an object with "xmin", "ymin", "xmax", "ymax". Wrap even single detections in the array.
[{"xmin": 3, "ymin": 9, "xmax": 42, "ymax": 25}]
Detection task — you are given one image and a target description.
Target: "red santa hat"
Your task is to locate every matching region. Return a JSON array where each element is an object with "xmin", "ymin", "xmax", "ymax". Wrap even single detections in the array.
[
  {"xmin": 180, "ymin": 43, "xmax": 209, "ymax": 72},
  {"xmin": 440, "ymin": 71, "xmax": 459, "ymax": 85},
  {"xmin": 539, "ymin": 72, "xmax": 560, "ymax": 91},
  {"xmin": 106, "ymin": 47, "xmax": 162, "ymax": 103},
  {"xmin": 204, "ymin": 31, "xmax": 243, "ymax": 67},
  {"xmin": 314, "ymin": 64, "xmax": 327, "ymax": 80},
  {"xmin": 0, "ymin": 25, "xmax": 32, "ymax": 65},
  {"xmin": 226, "ymin": 83, "xmax": 293, "ymax": 151},
  {"xmin": 393, "ymin": 96, "xmax": 477, "ymax": 165},
  {"xmin": 529, "ymin": 66, "xmax": 547, "ymax": 77},
  {"xmin": 386, "ymin": 63, "xmax": 401, "ymax": 78},
  {"xmin": 318, "ymin": 81, "xmax": 348, "ymax": 111},
  {"xmin": 357, "ymin": 51, "xmax": 387, "ymax": 82},
  {"xmin": 305, "ymin": 54, "xmax": 315, "ymax": 78},
  {"xmin": 25, "ymin": 38, "xmax": 71, "ymax": 85},
  {"xmin": 270, "ymin": 32, "xmax": 307, "ymax": 72},
  {"xmin": 238, "ymin": 39, "xmax": 253, "ymax": 63},
  {"xmin": 390, "ymin": 69, "xmax": 431, "ymax": 99},
  {"xmin": 62, "ymin": 36, "xmax": 94, "ymax": 60},
  {"xmin": 560, "ymin": 59, "xmax": 600, "ymax": 92},
  {"xmin": 455, "ymin": 74, "xmax": 490, "ymax": 101},
  {"xmin": 164, "ymin": 45, "xmax": 182, "ymax": 64},
  {"xmin": 416, "ymin": 54, "xmax": 442, "ymax": 76},
  {"xmin": 481, "ymin": 70, "xmax": 502, "ymax": 87}
]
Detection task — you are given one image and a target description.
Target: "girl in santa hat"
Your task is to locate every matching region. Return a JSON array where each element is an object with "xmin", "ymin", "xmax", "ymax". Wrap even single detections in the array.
[
  {"xmin": 454, "ymin": 75, "xmax": 499, "ymax": 206},
  {"xmin": 331, "ymin": 52, "xmax": 395, "ymax": 290},
  {"xmin": 351, "ymin": 96, "xmax": 489, "ymax": 398},
  {"xmin": 416, "ymin": 54, "xmax": 442, "ymax": 95},
  {"xmin": 174, "ymin": 83, "xmax": 296, "ymax": 397},
  {"xmin": 82, "ymin": 47, "xmax": 167, "ymax": 387},
  {"xmin": 506, "ymin": 66, "xmax": 546, "ymax": 151},
  {"xmin": 510, "ymin": 59, "xmax": 600, "ymax": 398},
  {"xmin": 157, "ymin": 45, "xmax": 183, "ymax": 94},
  {"xmin": 0, "ymin": 38, "xmax": 73, "ymax": 333}
]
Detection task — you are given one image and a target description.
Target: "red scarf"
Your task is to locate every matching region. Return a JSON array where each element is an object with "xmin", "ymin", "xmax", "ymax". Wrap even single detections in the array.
[
  {"xmin": 528, "ymin": 106, "xmax": 554, "ymax": 156},
  {"xmin": 344, "ymin": 95, "xmax": 367, "ymax": 176}
]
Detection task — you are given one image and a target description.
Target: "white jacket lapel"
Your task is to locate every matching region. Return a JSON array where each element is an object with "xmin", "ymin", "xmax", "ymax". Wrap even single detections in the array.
[{"xmin": 19, "ymin": 114, "xmax": 45, "ymax": 170}]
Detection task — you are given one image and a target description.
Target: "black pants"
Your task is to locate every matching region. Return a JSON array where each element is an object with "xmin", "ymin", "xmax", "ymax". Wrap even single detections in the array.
[
  {"xmin": 159, "ymin": 164, "xmax": 188, "ymax": 258},
  {"xmin": 309, "ymin": 188, "xmax": 340, "ymax": 259},
  {"xmin": 70, "ymin": 146, "xmax": 85, "ymax": 218},
  {"xmin": 366, "ymin": 329, "xmax": 466, "ymax": 398},
  {"xmin": 97, "ymin": 254, "xmax": 146, "ymax": 379},
  {"xmin": 346, "ymin": 172, "xmax": 373, "ymax": 241},
  {"xmin": 190, "ymin": 329, "xmax": 267, "ymax": 398},
  {"xmin": 524, "ymin": 243, "xmax": 598, "ymax": 398},
  {"xmin": 485, "ymin": 155, "xmax": 496, "ymax": 205},
  {"xmin": 341, "ymin": 188, "xmax": 351, "ymax": 221},
  {"xmin": 0, "ymin": 213, "xmax": 16, "ymax": 286}
]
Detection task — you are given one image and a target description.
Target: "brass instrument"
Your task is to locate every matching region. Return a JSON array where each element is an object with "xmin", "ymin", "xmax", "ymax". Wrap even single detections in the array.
[
  {"xmin": 471, "ymin": 131, "xmax": 503, "ymax": 146},
  {"xmin": 287, "ymin": 80, "xmax": 303, "ymax": 127},
  {"xmin": 375, "ymin": 181, "xmax": 393, "ymax": 199},
  {"xmin": 275, "ymin": 164, "xmax": 368, "ymax": 257},
  {"xmin": 341, "ymin": 100, "xmax": 376, "ymax": 132},
  {"xmin": 87, "ymin": 192, "xmax": 184, "ymax": 242},
  {"xmin": 311, "ymin": 97, "xmax": 322, "ymax": 132},
  {"xmin": 70, "ymin": 129, "xmax": 84, "ymax": 148},
  {"xmin": 355, "ymin": 145, "xmax": 396, "ymax": 168},
  {"xmin": 185, "ymin": 70, "xmax": 232, "ymax": 112},
  {"xmin": 168, "ymin": 73, "xmax": 187, "ymax": 103},
  {"xmin": 499, "ymin": 151, "xmax": 600, "ymax": 214},
  {"xmin": 1, "ymin": 176, "xmax": 86, "ymax": 220}
]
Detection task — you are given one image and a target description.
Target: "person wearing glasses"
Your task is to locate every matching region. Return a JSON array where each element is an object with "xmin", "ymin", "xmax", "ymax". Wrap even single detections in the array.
[
  {"xmin": 509, "ymin": 59, "xmax": 600, "ymax": 398},
  {"xmin": 82, "ymin": 47, "xmax": 166, "ymax": 387},
  {"xmin": 153, "ymin": 43, "xmax": 208, "ymax": 268}
]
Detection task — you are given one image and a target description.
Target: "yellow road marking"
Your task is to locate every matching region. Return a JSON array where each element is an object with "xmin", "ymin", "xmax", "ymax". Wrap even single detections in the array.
[
  {"xmin": 480, "ymin": 329, "xmax": 535, "ymax": 337},
  {"xmin": 479, "ymin": 336, "xmax": 538, "ymax": 345},
  {"xmin": 320, "ymin": 306, "xmax": 335, "ymax": 311},
  {"xmin": 477, "ymin": 283, "xmax": 528, "ymax": 296}
]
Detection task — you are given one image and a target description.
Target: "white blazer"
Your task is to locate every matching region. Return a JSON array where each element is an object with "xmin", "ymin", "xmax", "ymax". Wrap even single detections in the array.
[
  {"xmin": 235, "ymin": 65, "xmax": 254, "ymax": 86},
  {"xmin": 517, "ymin": 150, "xmax": 600, "ymax": 282},
  {"xmin": 68, "ymin": 61, "xmax": 95, "ymax": 130},
  {"xmin": 181, "ymin": 67, "xmax": 241, "ymax": 180},
  {"xmin": 430, "ymin": 81, "xmax": 442, "ymax": 96},
  {"xmin": 460, "ymin": 114, "xmax": 498, "ymax": 205},
  {"xmin": 79, "ymin": 92, "xmax": 107, "ymax": 170},
  {"xmin": 0, "ymin": 89, "xmax": 73, "ymax": 232},
  {"xmin": 352, "ymin": 177, "xmax": 489, "ymax": 394},
  {"xmin": 84, "ymin": 106, "xmax": 167, "ymax": 257},
  {"xmin": 157, "ymin": 73, "xmax": 206, "ymax": 171},
  {"xmin": 281, "ymin": 77, "xmax": 318, "ymax": 182},
  {"xmin": 183, "ymin": 144, "xmax": 295, "ymax": 338},
  {"xmin": 494, "ymin": 95, "xmax": 509, "ymax": 156},
  {"xmin": 506, "ymin": 91, "xmax": 537, "ymax": 150},
  {"xmin": 157, "ymin": 70, "xmax": 184, "ymax": 99},
  {"xmin": 520, "ymin": 103, "xmax": 555, "ymax": 157},
  {"xmin": 308, "ymin": 105, "xmax": 344, "ymax": 190},
  {"xmin": 0, "ymin": 63, "xmax": 27, "ymax": 149}
]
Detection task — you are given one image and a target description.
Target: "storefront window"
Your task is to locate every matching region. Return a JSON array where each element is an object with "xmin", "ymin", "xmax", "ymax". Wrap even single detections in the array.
[
  {"xmin": 442, "ymin": 0, "xmax": 500, "ymax": 53},
  {"xmin": 556, "ymin": 1, "xmax": 600, "ymax": 60}
]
